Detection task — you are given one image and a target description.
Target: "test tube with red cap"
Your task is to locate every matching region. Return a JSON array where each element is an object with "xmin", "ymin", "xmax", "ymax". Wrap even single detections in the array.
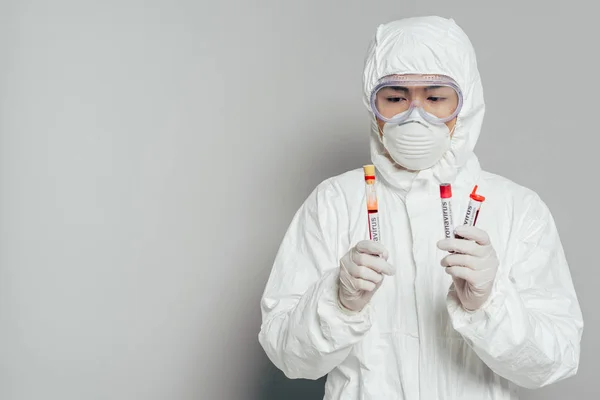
[
  {"xmin": 455, "ymin": 185, "xmax": 486, "ymax": 240},
  {"xmin": 463, "ymin": 185, "xmax": 486, "ymax": 226},
  {"xmin": 440, "ymin": 183, "xmax": 454, "ymax": 239},
  {"xmin": 363, "ymin": 165, "xmax": 380, "ymax": 242}
]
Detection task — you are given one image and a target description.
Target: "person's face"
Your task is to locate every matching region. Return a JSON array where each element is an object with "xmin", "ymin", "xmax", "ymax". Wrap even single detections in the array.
[{"xmin": 374, "ymin": 82, "xmax": 458, "ymax": 136}]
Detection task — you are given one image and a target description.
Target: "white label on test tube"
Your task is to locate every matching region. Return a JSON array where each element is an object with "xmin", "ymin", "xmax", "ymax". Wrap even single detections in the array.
[
  {"xmin": 463, "ymin": 199, "xmax": 482, "ymax": 226},
  {"xmin": 441, "ymin": 198, "xmax": 454, "ymax": 239},
  {"xmin": 368, "ymin": 211, "xmax": 380, "ymax": 242}
]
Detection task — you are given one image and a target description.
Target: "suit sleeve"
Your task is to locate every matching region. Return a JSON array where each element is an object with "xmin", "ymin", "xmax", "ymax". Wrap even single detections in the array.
[
  {"xmin": 258, "ymin": 180, "xmax": 373, "ymax": 380},
  {"xmin": 447, "ymin": 193, "xmax": 584, "ymax": 389}
]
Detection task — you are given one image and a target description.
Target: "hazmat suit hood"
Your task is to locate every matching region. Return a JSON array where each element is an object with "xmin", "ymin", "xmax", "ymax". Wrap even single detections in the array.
[{"xmin": 362, "ymin": 16, "xmax": 485, "ymax": 195}]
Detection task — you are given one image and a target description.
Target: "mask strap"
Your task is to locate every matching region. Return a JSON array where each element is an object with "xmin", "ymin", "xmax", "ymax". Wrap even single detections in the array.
[{"xmin": 449, "ymin": 124, "xmax": 457, "ymax": 138}]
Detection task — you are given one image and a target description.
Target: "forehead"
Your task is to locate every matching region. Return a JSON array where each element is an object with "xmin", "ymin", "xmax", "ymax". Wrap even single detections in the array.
[{"xmin": 378, "ymin": 85, "xmax": 453, "ymax": 91}]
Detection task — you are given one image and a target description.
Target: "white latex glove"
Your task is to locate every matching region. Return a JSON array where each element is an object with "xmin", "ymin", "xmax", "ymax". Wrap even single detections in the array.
[
  {"xmin": 437, "ymin": 225, "xmax": 499, "ymax": 311},
  {"xmin": 338, "ymin": 240, "xmax": 395, "ymax": 312}
]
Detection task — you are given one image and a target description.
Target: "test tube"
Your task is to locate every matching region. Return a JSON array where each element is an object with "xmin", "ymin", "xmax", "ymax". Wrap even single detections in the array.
[
  {"xmin": 463, "ymin": 185, "xmax": 486, "ymax": 226},
  {"xmin": 454, "ymin": 185, "xmax": 486, "ymax": 240},
  {"xmin": 440, "ymin": 183, "xmax": 454, "ymax": 239},
  {"xmin": 363, "ymin": 165, "xmax": 380, "ymax": 242}
]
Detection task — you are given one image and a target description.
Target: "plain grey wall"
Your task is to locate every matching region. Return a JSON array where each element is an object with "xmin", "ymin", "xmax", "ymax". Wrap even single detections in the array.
[{"xmin": 0, "ymin": 1, "xmax": 596, "ymax": 399}]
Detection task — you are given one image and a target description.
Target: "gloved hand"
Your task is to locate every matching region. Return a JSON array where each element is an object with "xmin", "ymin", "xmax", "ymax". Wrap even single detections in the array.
[
  {"xmin": 338, "ymin": 240, "xmax": 395, "ymax": 312},
  {"xmin": 437, "ymin": 225, "xmax": 499, "ymax": 311}
]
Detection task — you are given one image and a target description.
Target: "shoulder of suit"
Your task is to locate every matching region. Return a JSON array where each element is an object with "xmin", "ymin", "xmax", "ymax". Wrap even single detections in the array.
[{"xmin": 478, "ymin": 170, "xmax": 544, "ymax": 209}]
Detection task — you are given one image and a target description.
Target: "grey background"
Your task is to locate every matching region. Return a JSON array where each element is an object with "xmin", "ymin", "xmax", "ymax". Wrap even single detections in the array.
[{"xmin": 0, "ymin": 1, "xmax": 595, "ymax": 399}]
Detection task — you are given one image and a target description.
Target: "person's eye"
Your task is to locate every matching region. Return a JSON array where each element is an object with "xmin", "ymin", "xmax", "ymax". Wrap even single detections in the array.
[
  {"xmin": 428, "ymin": 96, "xmax": 446, "ymax": 102},
  {"xmin": 387, "ymin": 97, "xmax": 405, "ymax": 103}
]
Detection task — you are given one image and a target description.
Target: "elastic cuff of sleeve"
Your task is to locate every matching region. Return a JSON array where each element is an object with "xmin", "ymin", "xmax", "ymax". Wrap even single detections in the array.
[
  {"xmin": 447, "ymin": 274, "xmax": 509, "ymax": 330},
  {"xmin": 335, "ymin": 285, "xmax": 372, "ymax": 317},
  {"xmin": 316, "ymin": 269, "xmax": 373, "ymax": 344}
]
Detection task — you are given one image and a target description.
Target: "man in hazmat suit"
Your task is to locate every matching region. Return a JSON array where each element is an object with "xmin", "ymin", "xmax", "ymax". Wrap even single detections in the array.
[{"xmin": 258, "ymin": 15, "xmax": 583, "ymax": 399}]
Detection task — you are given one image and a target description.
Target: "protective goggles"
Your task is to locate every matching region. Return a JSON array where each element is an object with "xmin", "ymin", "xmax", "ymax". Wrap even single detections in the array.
[{"xmin": 370, "ymin": 75, "xmax": 463, "ymax": 125}]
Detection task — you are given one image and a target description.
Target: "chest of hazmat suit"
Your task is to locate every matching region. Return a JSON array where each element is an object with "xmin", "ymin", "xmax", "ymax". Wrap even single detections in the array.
[{"xmin": 258, "ymin": 16, "xmax": 583, "ymax": 400}]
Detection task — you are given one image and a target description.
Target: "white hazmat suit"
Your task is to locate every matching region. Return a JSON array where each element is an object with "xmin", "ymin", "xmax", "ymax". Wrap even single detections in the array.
[{"xmin": 258, "ymin": 16, "xmax": 583, "ymax": 399}]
